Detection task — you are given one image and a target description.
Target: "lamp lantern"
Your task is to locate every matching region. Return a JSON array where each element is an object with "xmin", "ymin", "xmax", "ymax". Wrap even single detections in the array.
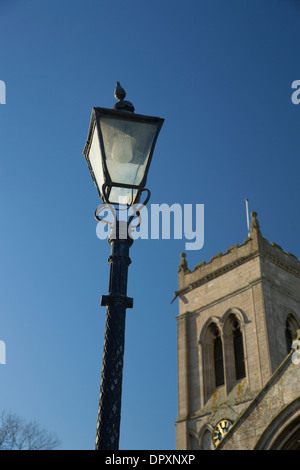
[{"xmin": 83, "ymin": 82, "xmax": 164, "ymax": 206}]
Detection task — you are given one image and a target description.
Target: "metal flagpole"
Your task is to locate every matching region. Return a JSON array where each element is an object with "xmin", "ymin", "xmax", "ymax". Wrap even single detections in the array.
[{"xmin": 245, "ymin": 198, "xmax": 250, "ymax": 237}]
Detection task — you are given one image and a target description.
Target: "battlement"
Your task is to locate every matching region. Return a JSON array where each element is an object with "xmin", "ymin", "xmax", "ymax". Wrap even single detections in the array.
[{"xmin": 177, "ymin": 212, "xmax": 300, "ymax": 294}]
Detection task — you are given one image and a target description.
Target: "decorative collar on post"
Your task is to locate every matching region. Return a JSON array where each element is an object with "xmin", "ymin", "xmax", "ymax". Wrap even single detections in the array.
[{"xmin": 113, "ymin": 82, "xmax": 135, "ymax": 113}]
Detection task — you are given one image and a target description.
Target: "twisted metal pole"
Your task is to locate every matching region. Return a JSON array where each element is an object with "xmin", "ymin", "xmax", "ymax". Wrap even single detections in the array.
[{"xmin": 95, "ymin": 220, "xmax": 133, "ymax": 450}]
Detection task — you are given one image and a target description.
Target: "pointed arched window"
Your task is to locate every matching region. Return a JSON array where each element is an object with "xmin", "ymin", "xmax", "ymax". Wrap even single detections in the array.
[
  {"xmin": 213, "ymin": 329, "xmax": 224, "ymax": 387},
  {"xmin": 202, "ymin": 322, "xmax": 226, "ymax": 401},
  {"xmin": 223, "ymin": 313, "xmax": 246, "ymax": 390},
  {"xmin": 233, "ymin": 321, "xmax": 246, "ymax": 380}
]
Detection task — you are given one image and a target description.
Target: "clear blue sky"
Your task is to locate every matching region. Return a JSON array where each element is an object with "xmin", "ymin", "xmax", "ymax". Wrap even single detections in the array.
[{"xmin": 0, "ymin": 0, "xmax": 300, "ymax": 450}]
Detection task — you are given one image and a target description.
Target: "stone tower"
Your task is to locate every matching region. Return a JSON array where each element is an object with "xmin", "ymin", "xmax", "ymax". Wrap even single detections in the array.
[{"xmin": 175, "ymin": 212, "xmax": 300, "ymax": 450}]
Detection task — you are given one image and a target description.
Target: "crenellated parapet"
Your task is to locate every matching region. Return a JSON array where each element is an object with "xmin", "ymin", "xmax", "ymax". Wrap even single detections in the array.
[{"xmin": 177, "ymin": 212, "xmax": 300, "ymax": 296}]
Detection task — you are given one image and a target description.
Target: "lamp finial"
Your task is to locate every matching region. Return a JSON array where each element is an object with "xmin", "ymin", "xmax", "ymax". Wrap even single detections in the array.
[
  {"xmin": 113, "ymin": 82, "xmax": 135, "ymax": 113},
  {"xmin": 114, "ymin": 82, "xmax": 126, "ymax": 101}
]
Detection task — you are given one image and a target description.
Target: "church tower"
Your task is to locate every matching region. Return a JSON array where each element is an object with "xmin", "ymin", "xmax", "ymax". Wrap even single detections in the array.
[{"xmin": 175, "ymin": 212, "xmax": 300, "ymax": 450}]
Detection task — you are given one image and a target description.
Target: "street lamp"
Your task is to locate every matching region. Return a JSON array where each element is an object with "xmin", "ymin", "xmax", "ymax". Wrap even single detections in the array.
[{"xmin": 82, "ymin": 82, "xmax": 164, "ymax": 450}]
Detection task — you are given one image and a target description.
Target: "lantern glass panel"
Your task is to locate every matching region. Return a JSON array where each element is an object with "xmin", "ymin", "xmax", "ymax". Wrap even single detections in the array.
[
  {"xmin": 88, "ymin": 125, "xmax": 105, "ymax": 196},
  {"xmin": 100, "ymin": 117, "xmax": 158, "ymax": 188}
]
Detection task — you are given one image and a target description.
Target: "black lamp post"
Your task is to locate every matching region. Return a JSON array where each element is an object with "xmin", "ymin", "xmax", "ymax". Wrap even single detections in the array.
[{"xmin": 82, "ymin": 83, "xmax": 164, "ymax": 450}]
